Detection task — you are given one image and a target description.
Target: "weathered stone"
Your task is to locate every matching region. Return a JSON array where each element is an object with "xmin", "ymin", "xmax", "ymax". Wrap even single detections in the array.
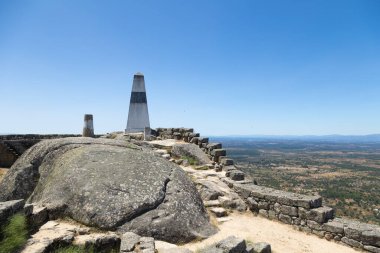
[
  {"xmin": 210, "ymin": 207, "xmax": 228, "ymax": 217},
  {"xmin": 292, "ymin": 217, "xmax": 301, "ymax": 225},
  {"xmin": 268, "ymin": 210, "xmax": 276, "ymax": 220},
  {"xmin": 325, "ymin": 233, "xmax": 334, "ymax": 241},
  {"xmin": 211, "ymin": 149, "xmax": 227, "ymax": 157},
  {"xmin": 0, "ymin": 137, "xmax": 216, "ymax": 244},
  {"xmin": 29, "ymin": 205, "xmax": 48, "ymax": 230},
  {"xmin": 322, "ymin": 219, "xmax": 344, "ymax": 234},
  {"xmin": 190, "ymin": 137, "xmax": 199, "ymax": 144},
  {"xmin": 206, "ymin": 143, "xmax": 222, "ymax": 151},
  {"xmin": 197, "ymin": 180, "xmax": 224, "ymax": 201},
  {"xmin": 0, "ymin": 199, "xmax": 25, "ymax": 223},
  {"xmin": 306, "ymin": 206, "xmax": 334, "ymax": 223},
  {"xmin": 362, "ymin": 229, "xmax": 380, "ymax": 247},
  {"xmin": 172, "ymin": 143, "xmax": 211, "ymax": 165},
  {"xmin": 23, "ymin": 203, "xmax": 34, "ymax": 216},
  {"xmin": 120, "ymin": 232, "xmax": 141, "ymax": 252},
  {"xmin": 312, "ymin": 230, "xmax": 325, "ymax": 238},
  {"xmin": 220, "ymin": 157, "xmax": 234, "ymax": 166},
  {"xmin": 198, "ymin": 137, "xmax": 209, "ymax": 144},
  {"xmin": 258, "ymin": 201, "xmax": 270, "ymax": 210},
  {"xmin": 300, "ymin": 226, "xmax": 312, "ymax": 234},
  {"xmin": 341, "ymin": 237, "xmax": 363, "ymax": 249},
  {"xmin": 280, "ymin": 205, "xmax": 298, "ymax": 217},
  {"xmin": 307, "ymin": 220, "xmax": 322, "ymax": 231},
  {"xmin": 259, "ymin": 209, "xmax": 269, "ymax": 218},
  {"xmin": 73, "ymin": 232, "xmax": 120, "ymax": 252},
  {"xmin": 364, "ymin": 245, "xmax": 380, "ymax": 253},
  {"xmin": 229, "ymin": 170, "xmax": 245, "ymax": 181},
  {"xmin": 204, "ymin": 200, "xmax": 221, "ymax": 207},
  {"xmin": 252, "ymin": 242, "xmax": 271, "ymax": 253},
  {"xmin": 246, "ymin": 197, "xmax": 259, "ymax": 212},
  {"xmin": 215, "ymin": 236, "xmax": 246, "ymax": 253},
  {"xmin": 22, "ymin": 221, "xmax": 77, "ymax": 253},
  {"xmin": 278, "ymin": 214, "xmax": 292, "ymax": 224},
  {"xmin": 139, "ymin": 237, "xmax": 155, "ymax": 253}
]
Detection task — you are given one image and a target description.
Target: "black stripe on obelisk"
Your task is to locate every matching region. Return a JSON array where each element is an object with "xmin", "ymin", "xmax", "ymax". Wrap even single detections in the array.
[{"xmin": 130, "ymin": 92, "xmax": 147, "ymax": 103}]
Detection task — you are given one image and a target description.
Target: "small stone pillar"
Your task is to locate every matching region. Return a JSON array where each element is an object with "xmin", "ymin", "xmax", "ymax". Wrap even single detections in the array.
[
  {"xmin": 144, "ymin": 127, "xmax": 151, "ymax": 141},
  {"xmin": 82, "ymin": 114, "xmax": 94, "ymax": 137}
]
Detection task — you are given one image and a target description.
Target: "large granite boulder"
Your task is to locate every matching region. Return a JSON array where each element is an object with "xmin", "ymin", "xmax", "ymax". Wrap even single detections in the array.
[{"xmin": 0, "ymin": 137, "xmax": 216, "ymax": 243}]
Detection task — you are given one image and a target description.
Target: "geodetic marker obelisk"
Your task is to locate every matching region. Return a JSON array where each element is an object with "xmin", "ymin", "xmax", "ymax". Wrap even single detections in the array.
[{"xmin": 125, "ymin": 72, "xmax": 150, "ymax": 133}]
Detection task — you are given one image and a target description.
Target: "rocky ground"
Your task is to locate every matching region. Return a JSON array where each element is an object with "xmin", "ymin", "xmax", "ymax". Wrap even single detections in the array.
[{"xmin": 0, "ymin": 134, "xmax": 376, "ymax": 253}]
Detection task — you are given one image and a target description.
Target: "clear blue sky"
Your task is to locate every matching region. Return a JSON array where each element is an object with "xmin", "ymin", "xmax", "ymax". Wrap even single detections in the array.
[{"xmin": 1, "ymin": 0, "xmax": 379, "ymax": 135}]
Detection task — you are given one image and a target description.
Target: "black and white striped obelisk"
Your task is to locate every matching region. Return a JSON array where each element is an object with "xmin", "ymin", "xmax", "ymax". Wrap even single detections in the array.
[{"xmin": 125, "ymin": 72, "xmax": 150, "ymax": 133}]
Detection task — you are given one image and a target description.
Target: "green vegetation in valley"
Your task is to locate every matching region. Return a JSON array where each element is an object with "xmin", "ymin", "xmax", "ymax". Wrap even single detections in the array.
[{"xmin": 212, "ymin": 138, "xmax": 380, "ymax": 225}]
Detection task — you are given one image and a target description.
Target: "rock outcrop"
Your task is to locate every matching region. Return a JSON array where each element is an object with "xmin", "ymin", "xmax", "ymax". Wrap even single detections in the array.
[
  {"xmin": 0, "ymin": 137, "xmax": 216, "ymax": 243},
  {"xmin": 171, "ymin": 143, "xmax": 212, "ymax": 165}
]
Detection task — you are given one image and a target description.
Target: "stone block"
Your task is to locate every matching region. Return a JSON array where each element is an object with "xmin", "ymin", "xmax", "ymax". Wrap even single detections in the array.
[
  {"xmin": 362, "ymin": 229, "xmax": 380, "ymax": 247},
  {"xmin": 229, "ymin": 170, "xmax": 245, "ymax": 181},
  {"xmin": 280, "ymin": 205, "xmax": 298, "ymax": 217},
  {"xmin": 210, "ymin": 207, "xmax": 228, "ymax": 217},
  {"xmin": 306, "ymin": 206, "xmax": 334, "ymax": 223},
  {"xmin": 251, "ymin": 242, "xmax": 271, "ymax": 253},
  {"xmin": 215, "ymin": 236, "xmax": 246, "ymax": 253},
  {"xmin": 0, "ymin": 199, "xmax": 25, "ymax": 223},
  {"xmin": 307, "ymin": 220, "xmax": 322, "ymax": 231},
  {"xmin": 246, "ymin": 197, "xmax": 259, "ymax": 212},
  {"xmin": 220, "ymin": 157, "xmax": 234, "ymax": 166},
  {"xmin": 198, "ymin": 137, "xmax": 209, "ymax": 144},
  {"xmin": 322, "ymin": 219, "xmax": 344, "ymax": 234},
  {"xmin": 120, "ymin": 232, "xmax": 141, "ymax": 252},
  {"xmin": 364, "ymin": 245, "xmax": 380, "ymax": 253},
  {"xmin": 278, "ymin": 214, "xmax": 292, "ymax": 224},
  {"xmin": 233, "ymin": 184, "xmax": 254, "ymax": 199},
  {"xmin": 211, "ymin": 149, "xmax": 227, "ymax": 157},
  {"xmin": 259, "ymin": 209, "xmax": 269, "ymax": 218},
  {"xmin": 258, "ymin": 201, "xmax": 270, "ymax": 210},
  {"xmin": 206, "ymin": 143, "xmax": 222, "ymax": 150},
  {"xmin": 341, "ymin": 237, "xmax": 363, "ymax": 249}
]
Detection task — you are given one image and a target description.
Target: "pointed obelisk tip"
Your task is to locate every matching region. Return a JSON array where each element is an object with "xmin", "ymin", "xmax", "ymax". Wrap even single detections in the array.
[{"xmin": 134, "ymin": 72, "xmax": 144, "ymax": 77}]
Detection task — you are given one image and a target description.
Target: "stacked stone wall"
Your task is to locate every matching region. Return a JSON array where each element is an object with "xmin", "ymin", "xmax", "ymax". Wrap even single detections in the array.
[
  {"xmin": 0, "ymin": 134, "xmax": 83, "ymax": 167},
  {"xmin": 154, "ymin": 127, "xmax": 380, "ymax": 253}
]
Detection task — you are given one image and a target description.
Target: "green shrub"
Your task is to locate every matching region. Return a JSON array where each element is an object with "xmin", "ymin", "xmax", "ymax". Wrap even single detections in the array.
[
  {"xmin": 0, "ymin": 213, "xmax": 28, "ymax": 253},
  {"xmin": 181, "ymin": 156, "xmax": 198, "ymax": 165}
]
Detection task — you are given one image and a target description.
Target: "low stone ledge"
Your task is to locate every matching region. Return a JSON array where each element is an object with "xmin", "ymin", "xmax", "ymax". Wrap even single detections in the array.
[{"xmin": 0, "ymin": 199, "xmax": 25, "ymax": 222}]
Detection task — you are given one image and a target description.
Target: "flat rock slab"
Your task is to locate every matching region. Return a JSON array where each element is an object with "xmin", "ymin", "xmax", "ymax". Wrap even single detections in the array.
[
  {"xmin": 22, "ymin": 221, "xmax": 78, "ymax": 253},
  {"xmin": 149, "ymin": 139, "xmax": 180, "ymax": 150},
  {"xmin": 0, "ymin": 199, "xmax": 25, "ymax": 222},
  {"xmin": 172, "ymin": 143, "xmax": 212, "ymax": 165},
  {"xmin": 210, "ymin": 207, "xmax": 228, "ymax": 217}
]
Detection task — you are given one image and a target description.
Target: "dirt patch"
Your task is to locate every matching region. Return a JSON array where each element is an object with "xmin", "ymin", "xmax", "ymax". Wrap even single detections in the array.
[{"xmin": 180, "ymin": 212, "xmax": 360, "ymax": 253}]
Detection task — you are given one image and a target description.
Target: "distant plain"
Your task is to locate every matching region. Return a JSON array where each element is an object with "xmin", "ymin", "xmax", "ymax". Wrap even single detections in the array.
[{"xmin": 211, "ymin": 136, "xmax": 380, "ymax": 225}]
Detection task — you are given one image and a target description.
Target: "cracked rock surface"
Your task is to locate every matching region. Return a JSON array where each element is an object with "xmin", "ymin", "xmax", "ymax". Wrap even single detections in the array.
[{"xmin": 0, "ymin": 137, "xmax": 216, "ymax": 243}]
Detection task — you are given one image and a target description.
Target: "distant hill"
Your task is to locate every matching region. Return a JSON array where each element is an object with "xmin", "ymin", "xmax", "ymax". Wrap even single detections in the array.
[{"xmin": 210, "ymin": 134, "xmax": 380, "ymax": 143}]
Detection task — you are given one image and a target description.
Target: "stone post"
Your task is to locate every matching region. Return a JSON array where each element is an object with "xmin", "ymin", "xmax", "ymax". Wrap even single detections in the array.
[
  {"xmin": 82, "ymin": 114, "xmax": 94, "ymax": 137},
  {"xmin": 144, "ymin": 127, "xmax": 151, "ymax": 141}
]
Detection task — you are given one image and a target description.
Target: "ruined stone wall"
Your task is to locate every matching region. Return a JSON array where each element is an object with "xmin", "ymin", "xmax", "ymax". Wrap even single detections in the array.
[
  {"xmin": 0, "ymin": 135, "xmax": 82, "ymax": 167},
  {"xmin": 154, "ymin": 127, "xmax": 380, "ymax": 253}
]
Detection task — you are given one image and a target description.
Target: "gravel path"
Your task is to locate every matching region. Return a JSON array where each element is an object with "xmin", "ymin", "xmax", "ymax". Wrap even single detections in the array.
[{"xmin": 180, "ymin": 212, "xmax": 360, "ymax": 253}]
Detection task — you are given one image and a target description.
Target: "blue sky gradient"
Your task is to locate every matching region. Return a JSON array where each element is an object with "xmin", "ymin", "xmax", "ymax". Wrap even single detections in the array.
[{"xmin": 1, "ymin": 1, "xmax": 379, "ymax": 135}]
